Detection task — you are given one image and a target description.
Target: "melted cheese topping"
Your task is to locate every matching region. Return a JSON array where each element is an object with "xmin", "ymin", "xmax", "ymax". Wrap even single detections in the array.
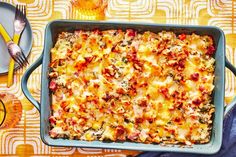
[{"xmin": 49, "ymin": 30, "xmax": 215, "ymax": 145}]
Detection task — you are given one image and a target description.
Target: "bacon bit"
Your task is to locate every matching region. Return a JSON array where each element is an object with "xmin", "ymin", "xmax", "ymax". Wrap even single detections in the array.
[
  {"xmin": 102, "ymin": 93, "xmax": 113, "ymax": 102},
  {"xmin": 75, "ymin": 62, "xmax": 87, "ymax": 71},
  {"xmin": 116, "ymin": 126, "xmax": 126, "ymax": 136},
  {"xmin": 58, "ymin": 59, "xmax": 65, "ymax": 66},
  {"xmin": 116, "ymin": 88, "xmax": 126, "ymax": 95},
  {"xmin": 93, "ymin": 29, "xmax": 102, "ymax": 35},
  {"xmin": 159, "ymin": 87, "xmax": 170, "ymax": 99},
  {"xmin": 111, "ymin": 101, "xmax": 115, "ymax": 107},
  {"xmin": 71, "ymin": 119, "xmax": 77, "ymax": 125},
  {"xmin": 84, "ymin": 56, "xmax": 94, "ymax": 63},
  {"xmin": 172, "ymin": 91, "xmax": 179, "ymax": 99},
  {"xmin": 49, "ymin": 130, "xmax": 58, "ymax": 138},
  {"xmin": 127, "ymin": 50, "xmax": 137, "ymax": 62},
  {"xmin": 124, "ymin": 101, "xmax": 131, "ymax": 107},
  {"xmin": 78, "ymin": 117, "xmax": 87, "ymax": 126},
  {"xmin": 139, "ymin": 100, "xmax": 147, "ymax": 107},
  {"xmin": 126, "ymin": 29, "xmax": 136, "ymax": 37},
  {"xmin": 49, "ymin": 80, "xmax": 57, "ymax": 91},
  {"xmin": 128, "ymin": 88, "xmax": 137, "ymax": 96},
  {"xmin": 168, "ymin": 105, "xmax": 175, "ymax": 111},
  {"xmin": 128, "ymin": 132, "xmax": 140, "ymax": 141},
  {"xmin": 79, "ymin": 103, "xmax": 86, "ymax": 111},
  {"xmin": 94, "ymin": 83, "xmax": 100, "ymax": 88},
  {"xmin": 82, "ymin": 77, "xmax": 89, "ymax": 85},
  {"xmin": 68, "ymin": 89, "xmax": 73, "ymax": 96},
  {"xmin": 199, "ymin": 85, "xmax": 205, "ymax": 92},
  {"xmin": 135, "ymin": 117, "xmax": 144, "ymax": 123},
  {"xmin": 49, "ymin": 116, "xmax": 56, "ymax": 125},
  {"xmin": 206, "ymin": 45, "xmax": 215, "ymax": 55},
  {"xmin": 102, "ymin": 67, "xmax": 115, "ymax": 77},
  {"xmin": 147, "ymin": 118, "xmax": 154, "ymax": 123},
  {"xmin": 177, "ymin": 60, "xmax": 185, "ymax": 71},
  {"xmin": 73, "ymin": 43, "xmax": 82, "ymax": 51},
  {"xmin": 156, "ymin": 41, "xmax": 166, "ymax": 53},
  {"xmin": 116, "ymin": 126, "xmax": 126, "ymax": 141},
  {"xmin": 90, "ymin": 38, "xmax": 96, "ymax": 44},
  {"xmin": 133, "ymin": 62, "xmax": 143, "ymax": 71},
  {"xmin": 140, "ymin": 82, "xmax": 148, "ymax": 88},
  {"xmin": 81, "ymin": 33, "xmax": 88, "ymax": 40},
  {"xmin": 166, "ymin": 128, "xmax": 175, "ymax": 135},
  {"xmin": 49, "ymin": 60, "xmax": 58, "ymax": 67},
  {"xmin": 60, "ymin": 101, "xmax": 68, "ymax": 111},
  {"xmin": 66, "ymin": 49, "xmax": 73, "ymax": 57},
  {"xmin": 192, "ymin": 98, "xmax": 202, "ymax": 106},
  {"xmin": 190, "ymin": 73, "xmax": 199, "ymax": 81},
  {"xmin": 191, "ymin": 115, "xmax": 197, "ymax": 120},
  {"xmin": 107, "ymin": 40, "xmax": 112, "ymax": 44},
  {"xmin": 174, "ymin": 117, "xmax": 181, "ymax": 123},
  {"xmin": 49, "ymin": 72, "xmax": 58, "ymax": 78},
  {"xmin": 184, "ymin": 49, "xmax": 190, "ymax": 56},
  {"xmin": 175, "ymin": 101, "xmax": 183, "ymax": 108},
  {"xmin": 111, "ymin": 44, "xmax": 119, "ymax": 53},
  {"xmin": 178, "ymin": 33, "xmax": 186, "ymax": 40}
]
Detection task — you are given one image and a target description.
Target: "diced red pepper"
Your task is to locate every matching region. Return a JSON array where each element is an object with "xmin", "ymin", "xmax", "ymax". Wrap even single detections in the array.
[{"xmin": 178, "ymin": 33, "xmax": 186, "ymax": 40}]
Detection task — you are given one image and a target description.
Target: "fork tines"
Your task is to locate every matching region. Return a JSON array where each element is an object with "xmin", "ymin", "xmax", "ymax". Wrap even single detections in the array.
[{"xmin": 15, "ymin": 4, "xmax": 26, "ymax": 21}]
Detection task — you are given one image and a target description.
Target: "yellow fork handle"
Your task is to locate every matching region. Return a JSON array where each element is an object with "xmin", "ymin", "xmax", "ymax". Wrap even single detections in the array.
[
  {"xmin": 7, "ymin": 34, "xmax": 20, "ymax": 87},
  {"xmin": 0, "ymin": 24, "xmax": 11, "ymax": 43}
]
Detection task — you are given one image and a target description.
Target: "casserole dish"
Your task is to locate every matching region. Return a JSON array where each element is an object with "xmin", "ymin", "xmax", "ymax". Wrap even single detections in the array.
[{"xmin": 21, "ymin": 20, "xmax": 236, "ymax": 154}]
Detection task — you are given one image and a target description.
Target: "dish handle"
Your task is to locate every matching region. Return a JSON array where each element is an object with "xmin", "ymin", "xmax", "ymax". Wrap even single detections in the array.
[
  {"xmin": 21, "ymin": 54, "xmax": 43, "ymax": 111},
  {"xmin": 224, "ymin": 57, "xmax": 236, "ymax": 117}
]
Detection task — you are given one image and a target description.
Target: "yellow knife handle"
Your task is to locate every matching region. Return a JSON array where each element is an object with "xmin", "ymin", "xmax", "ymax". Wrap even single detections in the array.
[
  {"xmin": 0, "ymin": 24, "xmax": 11, "ymax": 43},
  {"xmin": 7, "ymin": 34, "xmax": 20, "ymax": 87}
]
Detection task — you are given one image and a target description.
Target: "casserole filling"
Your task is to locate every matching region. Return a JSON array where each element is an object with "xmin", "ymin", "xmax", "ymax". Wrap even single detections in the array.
[{"xmin": 48, "ymin": 29, "xmax": 215, "ymax": 145}]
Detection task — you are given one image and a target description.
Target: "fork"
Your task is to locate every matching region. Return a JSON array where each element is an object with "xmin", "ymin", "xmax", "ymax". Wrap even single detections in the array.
[
  {"xmin": 0, "ymin": 24, "xmax": 27, "ymax": 67},
  {"xmin": 7, "ymin": 4, "xmax": 28, "ymax": 87}
]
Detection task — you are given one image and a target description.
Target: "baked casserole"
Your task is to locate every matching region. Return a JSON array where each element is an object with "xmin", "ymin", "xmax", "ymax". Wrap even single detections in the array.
[{"xmin": 48, "ymin": 29, "xmax": 215, "ymax": 145}]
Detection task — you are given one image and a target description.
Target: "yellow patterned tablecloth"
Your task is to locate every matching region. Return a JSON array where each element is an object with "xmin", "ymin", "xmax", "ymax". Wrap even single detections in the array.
[{"xmin": 0, "ymin": 0, "xmax": 236, "ymax": 156}]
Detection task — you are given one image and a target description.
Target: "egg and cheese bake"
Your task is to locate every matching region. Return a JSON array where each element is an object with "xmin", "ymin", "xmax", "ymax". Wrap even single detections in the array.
[{"xmin": 48, "ymin": 29, "xmax": 215, "ymax": 145}]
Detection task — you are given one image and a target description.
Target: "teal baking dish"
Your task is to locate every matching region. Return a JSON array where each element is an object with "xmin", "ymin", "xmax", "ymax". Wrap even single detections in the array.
[{"xmin": 21, "ymin": 20, "xmax": 236, "ymax": 154}]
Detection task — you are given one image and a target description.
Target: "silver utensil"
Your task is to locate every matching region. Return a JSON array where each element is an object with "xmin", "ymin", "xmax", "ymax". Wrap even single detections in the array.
[
  {"xmin": 14, "ymin": 4, "xmax": 27, "ymax": 38},
  {"xmin": 0, "ymin": 23, "xmax": 27, "ymax": 67},
  {"xmin": 12, "ymin": 4, "xmax": 28, "ymax": 66},
  {"xmin": 7, "ymin": 41, "xmax": 28, "ymax": 67}
]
